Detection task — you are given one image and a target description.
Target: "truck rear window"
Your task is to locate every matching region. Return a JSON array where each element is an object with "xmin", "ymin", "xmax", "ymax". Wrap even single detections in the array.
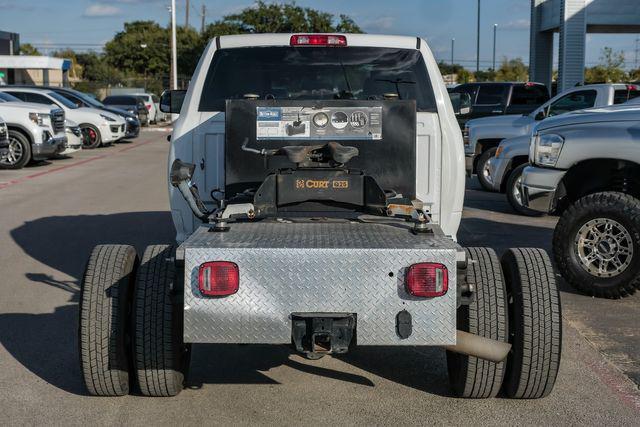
[
  {"xmin": 103, "ymin": 96, "xmax": 137, "ymax": 105},
  {"xmin": 510, "ymin": 85, "xmax": 549, "ymax": 106},
  {"xmin": 613, "ymin": 88, "xmax": 640, "ymax": 104},
  {"xmin": 199, "ymin": 46, "xmax": 436, "ymax": 112}
]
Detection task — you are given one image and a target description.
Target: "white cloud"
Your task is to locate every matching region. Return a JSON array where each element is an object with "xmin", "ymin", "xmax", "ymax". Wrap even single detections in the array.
[
  {"xmin": 502, "ymin": 19, "xmax": 529, "ymax": 31},
  {"xmin": 83, "ymin": 4, "xmax": 122, "ymax": 18}
]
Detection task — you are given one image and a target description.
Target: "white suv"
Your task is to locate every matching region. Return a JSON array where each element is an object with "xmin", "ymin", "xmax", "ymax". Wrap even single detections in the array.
[
  {"xmin": 0, "ymin": 91, "xmax": 67, "ymax": 169},
  {"xmin": 131, "ymin": 92, "xmax": 162, "ymax": 123},
  {"xmin": 0, "ymin": 87, "xmax": 126, "ymax": 149}
]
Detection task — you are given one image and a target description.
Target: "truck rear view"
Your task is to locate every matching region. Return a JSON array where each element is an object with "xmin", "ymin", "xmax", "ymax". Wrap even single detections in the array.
[{"xmin": 78, "ymin": 33, "xmax": 561, "ymax": 400}]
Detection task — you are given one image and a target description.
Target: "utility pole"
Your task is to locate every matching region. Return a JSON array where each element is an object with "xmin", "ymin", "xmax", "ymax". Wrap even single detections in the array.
[
  {"xmin": 185, "ymin": 0, "xmax": 190, "ymax": 28},
  {"xmin": 476, "ymin": 0, "xmax": 481, "ymax": 72},
  {"xmin": 171, "ymin": 0, "xmax": 178, "ymax": 90},
  {"xmin": 451, "ymin": 38, "xmax": 455, "ymax": 66},
  {"xmin": 201, "ymin": 4, "xmax": 206, "ymax": 34},
  {"xmin": 492, "ymin": 24, "xmax": 497, "ymax": 71}
]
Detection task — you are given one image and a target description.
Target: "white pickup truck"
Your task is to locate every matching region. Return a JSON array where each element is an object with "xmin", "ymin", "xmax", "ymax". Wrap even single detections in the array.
[
  {"xmin": 0, "ymin": 92, "xmax": 67, "ymax": 169},
  {"xmin": 78, "ymin": 33, "xmax": 561, "ymax": 400},
  {"xmin": 465, "ymin": 83, "xmax": 640, "ymax": 191}
]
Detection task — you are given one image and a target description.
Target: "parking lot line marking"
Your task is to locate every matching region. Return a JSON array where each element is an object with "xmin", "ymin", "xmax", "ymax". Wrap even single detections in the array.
[{"xmin": 0, "ymin": 137, "xmax": 161, "ymax": 191}]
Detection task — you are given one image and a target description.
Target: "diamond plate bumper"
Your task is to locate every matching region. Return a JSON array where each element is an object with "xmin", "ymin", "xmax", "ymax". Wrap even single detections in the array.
[{"xmin": 180, "ymin": 222, "xmax": 460, "ymax": 345}]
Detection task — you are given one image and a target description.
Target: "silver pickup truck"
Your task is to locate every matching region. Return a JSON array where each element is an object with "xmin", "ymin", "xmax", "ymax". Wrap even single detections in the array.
[
  {"xmin": 465, "ymin": 83, "xmax": 639, "ymax": 191},
  {"xmin": 521, "ymin": 102, "xmax": 640, "ymax": 298}
]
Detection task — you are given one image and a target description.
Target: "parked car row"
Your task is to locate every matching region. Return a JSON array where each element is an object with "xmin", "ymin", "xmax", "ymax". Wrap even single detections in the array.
[
  {"xmin": 464, "ymin": 83, "xmax": 640, "ymax": 212},
  {"xmin": 457, "ymin": 82, "xmax": 640, "ymax": 299},
  {"xmin": 0, "ymin": 86, "xmax": 144, "ymax": 169}
]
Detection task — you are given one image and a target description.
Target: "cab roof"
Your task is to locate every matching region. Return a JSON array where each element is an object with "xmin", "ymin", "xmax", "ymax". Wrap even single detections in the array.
[{"xmin": 217, "ymin": 33, "xmax": 422, "ymax": 50}]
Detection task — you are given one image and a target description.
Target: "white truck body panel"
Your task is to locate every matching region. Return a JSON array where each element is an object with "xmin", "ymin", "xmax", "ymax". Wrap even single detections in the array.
[{"xmin": 169, "ymin": 33, "xmax": 465, "ymax": 242}]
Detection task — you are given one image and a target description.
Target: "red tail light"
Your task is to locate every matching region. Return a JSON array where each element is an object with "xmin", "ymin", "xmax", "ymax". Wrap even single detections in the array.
[
  {"xmin": 198, "ymin": 261, "xmax": 239, "ymax": 297},
  {"xmin": 626, "ymin": 84, "xmax": 638, "ymax": 91},
  {"xmin": 290, "ymin": 34, "xmax": 347, "ymax": 47},
  {"xmin": 405, "ymin": 263, "xmax": 448, "ymax": 297},
  {"xmin": 146, "ymin": 104, "xmax": 152, "ymax": 110}
]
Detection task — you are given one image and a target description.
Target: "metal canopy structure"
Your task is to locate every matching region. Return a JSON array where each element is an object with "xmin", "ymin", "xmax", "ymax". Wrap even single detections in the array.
[{"xmin": 530, "ymin": 0, "xmax": 640, "ymax": 93}]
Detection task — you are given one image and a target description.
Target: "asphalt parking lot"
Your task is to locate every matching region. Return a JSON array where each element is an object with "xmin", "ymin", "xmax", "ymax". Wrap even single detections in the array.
[{"xmin": 0, "ymin": 129, "xmax": 638, "ymax": 425}]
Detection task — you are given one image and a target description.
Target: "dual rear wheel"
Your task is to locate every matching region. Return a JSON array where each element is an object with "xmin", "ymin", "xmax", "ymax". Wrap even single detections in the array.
[
  {"xmin": 447, "ymin": 247, "xmax": 561, "ymax": 399},
  {"xmin": 79, "ymin": 244, "xmax": 189, "ymax": 397},
  {"xmin": 79, "ymin": 244, "xmax": 561, "ymax": 399}
]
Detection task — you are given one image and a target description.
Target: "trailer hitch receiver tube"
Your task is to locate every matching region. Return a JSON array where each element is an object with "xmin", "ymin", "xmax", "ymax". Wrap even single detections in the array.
[
  {"xmin": 445, "ymin": 330, "xmax": 511, "ymax": 363},
  {"xmin": 170, "ymin": 159, "xmax": 211, "ymax": 221}
]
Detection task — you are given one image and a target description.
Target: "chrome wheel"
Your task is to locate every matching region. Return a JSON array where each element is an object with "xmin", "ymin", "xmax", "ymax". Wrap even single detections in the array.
[
  {"xmin": 481, "ymin": 159, "xmax": 493, "ymax": 185},
  {"xmin": 512, "ymin": 174, "xmax": 523, "ymax": 206},
  {"xmin": 0, "ymin": 137, "xmax": 24, "ymax": 166},
  {"xmin": 575, "ymin": 218, "xmax": 634, "ymax": 278}
]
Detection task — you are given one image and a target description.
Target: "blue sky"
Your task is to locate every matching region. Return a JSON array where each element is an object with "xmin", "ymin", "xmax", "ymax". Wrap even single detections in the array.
[{"xmin": 1, "ymin": 0, "xmax": 638, "ymax": 70}]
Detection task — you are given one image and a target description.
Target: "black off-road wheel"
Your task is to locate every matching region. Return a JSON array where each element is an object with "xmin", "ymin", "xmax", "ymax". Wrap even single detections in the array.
[
  {"xmin": 78, "ymin": 245, "xmax": 138, "ymax": 396},
  {"xmin": 553, "ymin": 192, "xmax": 640, "ymax": 298},
  {"xmin": 446, "ymin": 247, "xmax": 508, "ymax": 398},
  {"xmin": 134, "ymin": 245, "xmax": 190, "ymax": 397},
  {"xmin": 506, "ymin": 164, "xmax": 544, "ymax": 217},
  {"xmin": 501, "ymin": 248, "xmax": 561, "ymax": 399},
  {"xmin": 476, "ymin": 147, "xmax": 498, "ymax": 191}
]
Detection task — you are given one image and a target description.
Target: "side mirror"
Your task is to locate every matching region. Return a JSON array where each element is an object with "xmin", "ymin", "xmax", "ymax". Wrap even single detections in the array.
[
  {"xmin": 534, "ymin": 110, "xmax": 546, "ymax": 121},
  {"xmin": 450, "ymin": 92, "xmax": 472, "ymax": 116},
  {"xmin": 160, "ymin": 90, "xmax": 187, "ymax": 114},
  {"xmin": 170, "ymin": 159, "xmax": 195, "ymax": 186}
]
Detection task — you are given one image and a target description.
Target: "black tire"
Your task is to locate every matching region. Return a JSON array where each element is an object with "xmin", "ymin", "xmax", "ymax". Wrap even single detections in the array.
[
  {"xmin": 79, "ymin": 245, "xmax": 138, "ymax": 396},
  {"xmin": 553, "ymin": 192, "xmax": 640, "ymax": 298},
  {"xmin": 0, "ymin": 130, "xmax": 31, "ymax": 169},
  {"xmin": 134, "ymin": 245, "xmax": 190, "ymax": 397},
  {"xmin": 446, "ymin": 247, "xmax": 508, "ymax": 398},
  {"xmin": 501, "ymin": 248, "xmax": 561, "ymax": 399},
  {"xmin": 506, "ymin": 164, "xmax": 544, "ymax": 217},
  {"xmin": 476, "ymin": 148, "xmax": 498, "ymax": 191},
  {"xmin": 80, "ymin": 124, "xmax": 102, "ymax": 149}
]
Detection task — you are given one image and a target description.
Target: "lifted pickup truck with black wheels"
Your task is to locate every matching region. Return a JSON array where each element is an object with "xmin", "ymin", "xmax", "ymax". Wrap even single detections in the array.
[
  {"xmin": 78, "ymin": 33, "xmax": 561, "ymax": 399},
  {"xmin": 522, "ymin": 103, "xmax": 640, "ymax": 298}
]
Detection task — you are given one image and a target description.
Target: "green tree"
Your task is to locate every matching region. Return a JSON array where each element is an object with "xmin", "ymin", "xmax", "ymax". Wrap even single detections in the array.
[
  {"xmin": 438, "ymin": 62, "xmax": 473, "ymax": 84},
  {"xmin": 76, "ymin": 52, "xmax": 125, "ymax": 84},
  {"xmin": 104, "ymin": 21, "xmax": 170, "ymax": 77},
  {"xmin": 19, "ymin": 43, "xmax": 41, "ymax": 56},
  {"xmin": 494, "ymin": 58, "xmax": 528, "ymax": 81},
  {"xmin": 474, "ymin": 69, "xmax": 496, "ymax": 82},
  {"xmin": 585, "ymin": 47, "xmax": 626, "ymax": 83},
  {"xmin": 203, "ymin": 1, "xmax": 362, "ymax": 39}
]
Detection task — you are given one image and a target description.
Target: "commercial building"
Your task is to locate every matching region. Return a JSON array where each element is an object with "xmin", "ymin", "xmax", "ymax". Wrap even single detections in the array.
[
  {"xmin": 0, "ymin": 30, "xmax": 71, "ymax": 87},
  {"xmin": 530, "ymin": 0, "xmax": 640, "ymax": 93}
]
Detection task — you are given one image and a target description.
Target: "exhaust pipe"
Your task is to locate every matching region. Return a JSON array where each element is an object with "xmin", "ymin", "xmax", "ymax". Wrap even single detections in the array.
[
  {"xmin": 170, "ymin": 159, "xmax": 211, "ymax": 221},
  {"xmin": 444, "ymin": 330, "xmax": 511, "ymax": 363}
]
